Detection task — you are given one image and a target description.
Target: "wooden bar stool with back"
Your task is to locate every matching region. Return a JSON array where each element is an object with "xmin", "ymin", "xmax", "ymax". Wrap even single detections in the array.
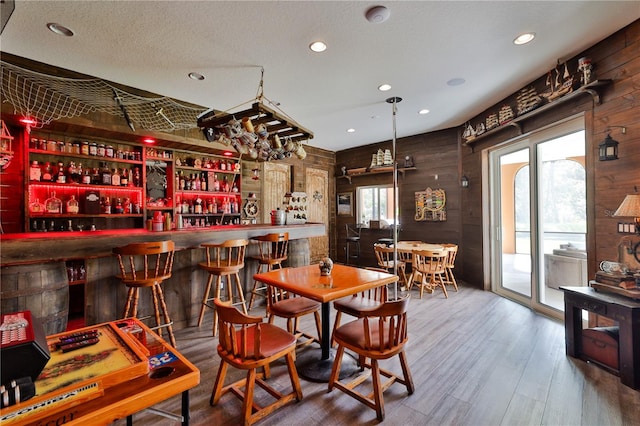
[
  {"xmin": 247, "ymin": 232, "xmax": 289, "ymax": 312},
  {"xmin": 113, "ymin": 240, "xmax": 177, "ymax": 347},
  {"xmin": 198, "ymin": 239, "xmax": 249, "ymax": 336}
]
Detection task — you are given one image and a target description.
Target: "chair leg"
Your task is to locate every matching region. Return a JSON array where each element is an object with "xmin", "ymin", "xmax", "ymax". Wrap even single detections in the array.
[
  {"xmin": 210, "ymin": 359, "xmax": 229, "ymax": 406},
  {"xmin": 242, "ymin": 368, "xmax": 257, "ymax": 425},
  {"xmin": 285, "ymin": 352, "xmax": 303, "ymax": 401},
  {"xmin": 328, "ymin": 344, "xmax": 346, "ymax": 390},
  {"xmin": 248, "ymin": 263, "xmax": 266, "ymax": 311},
  {"xmin": 150, "ymin": 285, "xmax": 162, "ymax": 339},
  {"xmin": 233, "ymin": 272, "xmax": 248, "ymax": 314},
  {"xmin": 331, "ymin": 311, "xmax": 343, "ymax": 347},
  {"xmin": 438, "ymin": 273, "xmax": 448, "ymax": 298},
  {"xmin": 398, "ymin": 350, "xmax": 415, "ymax": 394},
  {"xmin": 371, "ymin": 359, "xmax": 384, "ymax": 421},
  {"xmin": 212, "ymin": 276, "xmax": 223, "ymax": 336},
  {"xmin": 198, "ymin": 274, "xmax": 214, "ymax": 327},
  {"xmin": 447, "ymin": 267, "xmax": 458, "ymax": 291},
  {"xmin": 123, "ymin": 287, "xmax": 136, "ymax": 318},
  {"xmin": 154, "ymin": 283, "xmax": 176, "ymax": 347}
]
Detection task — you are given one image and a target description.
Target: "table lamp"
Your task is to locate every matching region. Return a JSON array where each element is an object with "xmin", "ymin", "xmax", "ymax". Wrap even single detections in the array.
[{"xmin": 614, "ymin": 194, "xmax": 640, "ymax": 234}]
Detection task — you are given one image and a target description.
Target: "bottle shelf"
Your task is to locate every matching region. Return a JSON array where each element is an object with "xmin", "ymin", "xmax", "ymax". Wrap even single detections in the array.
[
  {"xmin": 175, "ymin": 164, "xmax": 239, "ymax": 174},
  {"xmin": 179, "ymin": 213, "xmax": 241, "ymax": 217},
  {"xmin": 175, "ymin": 190, "xmax": 240, "ymax": 196},
  {"xmin": 29, "ymin": 149, "xmax": 143, "ymax": 165},
  {"xmin": 29, "ymin": 213, "xmax": 144, "ymax": 218},
  {"xmin": 28, "ymin": 182, "xmax": 143, "ymax": 191}
]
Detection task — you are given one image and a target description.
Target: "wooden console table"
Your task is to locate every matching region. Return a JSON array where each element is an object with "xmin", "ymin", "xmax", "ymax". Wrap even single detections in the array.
[{"xmin": 561, "ymin": 286, "xmax": 640, "ymax": 390}]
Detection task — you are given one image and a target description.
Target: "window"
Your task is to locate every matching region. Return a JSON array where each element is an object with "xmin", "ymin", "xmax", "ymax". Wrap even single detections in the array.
[{"xmin": 356, "ymin": 184, "xmax": 397, "ymax": 226}]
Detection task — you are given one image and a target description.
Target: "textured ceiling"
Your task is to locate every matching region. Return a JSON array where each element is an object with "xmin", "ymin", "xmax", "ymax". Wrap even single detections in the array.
[{"xmin": 1, "ymin": 1, "xmax": 639, "ymax": 152}]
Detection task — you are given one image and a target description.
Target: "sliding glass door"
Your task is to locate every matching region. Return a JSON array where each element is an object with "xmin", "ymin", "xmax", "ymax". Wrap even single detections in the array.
[{"xmin": 488, "ymin": 117, "xmax": 586, "ymax": 318}]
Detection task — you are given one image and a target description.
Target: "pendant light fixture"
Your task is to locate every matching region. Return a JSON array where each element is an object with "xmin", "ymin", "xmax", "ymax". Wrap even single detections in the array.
[{"xmin": 386, "ymin": 96, "xmax": 402, "ymax": 301}]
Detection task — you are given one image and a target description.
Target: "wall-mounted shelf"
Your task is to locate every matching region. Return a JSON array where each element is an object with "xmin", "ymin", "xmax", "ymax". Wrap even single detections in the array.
[
  {"xmin": 338, "ymin": 166, "xmax": 417, "ymax": 184},
  {"xmin": 463, "ymin": 79, "xmax": 612, "ymax": 146}
]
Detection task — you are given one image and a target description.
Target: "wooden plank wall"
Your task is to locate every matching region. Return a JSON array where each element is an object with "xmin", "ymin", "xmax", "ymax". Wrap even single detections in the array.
[{"xmin": 337, "ymin": 19, "xmax": 640, "ymax": 288}]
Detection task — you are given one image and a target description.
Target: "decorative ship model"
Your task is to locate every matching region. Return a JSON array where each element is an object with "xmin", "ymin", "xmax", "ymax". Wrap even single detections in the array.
[
  {"xmin": 462, "ymin": 122, "xmax": 476, "ymax": 142},
  {"xmin": 498, "ymin": 105, "xmax": 514, "ymax": 125},
  {"xmin": 485, "ymin": 113, "xmax": 499, "ymax": 131},
  {"xmin": 542, "ymin": 62, "xmax": 577, "ymax": 102},
  {"xmin": 516, "ymin": 86, "xmax": 543, "ymax": 116}
]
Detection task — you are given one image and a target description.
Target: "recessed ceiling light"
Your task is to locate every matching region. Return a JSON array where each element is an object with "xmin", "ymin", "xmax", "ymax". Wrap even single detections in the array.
[
  {"xmin": 514, "ymin": 32, "xmax": 535, "ymax": 45},
  {"xmin": 347, "ymin": 128, "xmax": 356, "ymax": 133},
  {"xmin": 188, "ymin": 72, "xmax": 205, "ymax": 81},
  {"xmin": 378, "ymin": 84, "xmax": 392, "ymax": 92},
  {"xmin": 309, "ymin": 41, "xmax": 327, "ymax": 52},
  {"xmin": 418, "ymin": 109, "xmax": 430, "ymax": 115},
  {"xmin": 447, "ymin": 78, "xmax": 465, "ymax": 86},
  {"xmin": 46, "ymin": 22, "xmax": 74, "ymax": 37},
  {"xmin": 142, "ymin": 137, "xmax": 156, "ymax": 144}
]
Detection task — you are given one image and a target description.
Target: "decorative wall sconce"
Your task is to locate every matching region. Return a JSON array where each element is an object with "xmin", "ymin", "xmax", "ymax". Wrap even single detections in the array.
[
  {"xmin": 461, "ymin": 175, "xmax": 469, "ymax": 188},
  {"xmin": 598, "ymin": 126, "xmax": 626, "ymax": 161}
]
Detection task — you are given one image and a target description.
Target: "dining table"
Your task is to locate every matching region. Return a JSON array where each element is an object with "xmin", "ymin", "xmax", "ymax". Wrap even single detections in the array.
[
  {"xmin": 392, "ymin": 241, "xmax": 444, "ymax": 289},
  {"xmin": 253, "ymin": 263, "xmax": 397, "ymax": 382}
]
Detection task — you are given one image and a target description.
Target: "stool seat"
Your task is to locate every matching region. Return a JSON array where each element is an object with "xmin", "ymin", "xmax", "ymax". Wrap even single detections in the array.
[
  {"xmin": 198, "ymin": 239, "xmax": 249, "ymax": 336},
  {"xmin": 113, "ymin": 240, "xmax": 176, "ymax": 347},
  {"xmin": 345, "ymin": 224, "xmax": 362, "ymax": 265}
]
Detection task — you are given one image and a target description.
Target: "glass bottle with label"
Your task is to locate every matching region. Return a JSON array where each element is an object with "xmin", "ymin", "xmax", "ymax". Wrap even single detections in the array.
[
  {"xmin": 66, "ymin": 195, "xmax": 79, "ymax": 214},
  {"xmin": 56, "ymin": 162, "xmax": 66, "ymax": 183},
  {"xmin": 120, "ymin": 168, "xmax": 129, "ymax": 186},
  {"xmin": 213, "ymin": 174, "xmax": 220, "ymax": 192},
  {"xmin": 102, "ymin": 196, "xmax": 112, "ymax": 214},
  {"xmin": 45, "ymin": 191, "xmax": 62, "ymax": 214},
  {"xmin": 111, "ymin": 168, "xmax": 121, "ymax": 186},
  {"xmin": 30, "ymin": 161, "xmax": 42, "ymax": 181},
  {"xmin": 101, "ymin": 162, "xmax": 112, "ymax": 185},
  {"xmin": 41, "ymin": 162, "xmax": 53, "ymax": 182}
]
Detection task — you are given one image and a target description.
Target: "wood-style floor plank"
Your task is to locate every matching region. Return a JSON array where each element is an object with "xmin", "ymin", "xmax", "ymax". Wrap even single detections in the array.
[{"xmin": 113, "ymin": 284, "xmax": 640, "ymax": 425}]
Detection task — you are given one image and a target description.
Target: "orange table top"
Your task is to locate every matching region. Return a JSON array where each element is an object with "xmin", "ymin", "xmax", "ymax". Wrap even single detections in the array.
[{"xmin": 254, "ymin": 263, "xmax": 398, "ymax": 303}]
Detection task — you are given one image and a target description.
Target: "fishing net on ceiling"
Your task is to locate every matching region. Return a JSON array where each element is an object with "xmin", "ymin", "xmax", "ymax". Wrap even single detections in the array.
[{"xmin": 0, "ymin": 60, "xmax": 204, "ymax": 132}]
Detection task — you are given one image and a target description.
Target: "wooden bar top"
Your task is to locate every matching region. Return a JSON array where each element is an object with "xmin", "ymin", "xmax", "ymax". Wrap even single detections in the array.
[{"xmin": 0, "ymin": 223, "xmax": 325, "ymax": 266}]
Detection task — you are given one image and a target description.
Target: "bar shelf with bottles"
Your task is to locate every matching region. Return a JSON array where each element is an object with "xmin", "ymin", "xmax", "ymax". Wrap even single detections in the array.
[
  {"xmin": 173, "ymin": 151, "xmax": 242, "ymax": 227},
  {"xmin": 26, "ymin": 132, "xmax": 145, "ymax": 232}
]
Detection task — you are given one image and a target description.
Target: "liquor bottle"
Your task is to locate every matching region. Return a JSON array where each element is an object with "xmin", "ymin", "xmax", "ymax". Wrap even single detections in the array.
[
  {"xmin": 82, "ymin": 167, "xmax": 91, "ymax": 184},
  {"xmin": 120, "ymin": 168, "xmax": 129, "ymax": 186},
  {"xmin": 200, "ymin": 173, "xmax": 207, "ymax": 191},
  {"xmin": 101, "ymin": 162, "xmax": 112, "ymax": 185},
  {"xmin": 213, "ymin": 174, "xmax": 220, "ymax": 192},
  {"xmin": 45, "ymin": 191, "xmax": 62, "ymax": 214},
  {"xmin": 66, "ymin": 195, "xmax": 79, "ymax": 214},
  {"xmin": 111, "ymin": 168, "xmax": 121, "ymax": 186},
  {"xmin": 30, "ymin": 161, "xmax": 42, "ymax": 181},
  {"xmin": 56, "ymin": 162, "xmax": 66, "ymax": 183},
  {"xmin": 220, "ymin": 160, "xmax": 226, "ymax": 171},
  {"xmin": 185, "ymin": 174, "xmax": 192, "ymax": 190},
  {"xmin": 113, "ymin": 198, "xmax": 124, "ymax": 214},
  {"xmin": 91, "ymin": 167, "xmax": 101, "ymax": 185},
  {"xmin": 76, "ymin": 163, "xmax": 84, "ymax": 184},
  {"xmin": 132, "ymin": 167, "xmax": 141, "ymax": 187},
  {"xmin": 231, "ymin": 180, "xmax": 239, "ymax": 193},
  {"xmin": 194, "ymin": 197, "xmax": 203, "ymax": 214},
  {"xmin": 193, "ymin": 173, "xmax": 200, "ymax": 191},
  {"xmin": 102, "ymin": 197, "xmax": 111, "ymax": 214},
  {"xmin": 67, "ymin": 161, "xmax": 78, "ymax": 183},
  {"xmin": 29, "ymin": 198, "xmax": 44, "ymax": 214},
  {"xmin": 41, "ymin": 162, "xmax": 53, "ymax": 182},
  {"xmin": 222, "ymin": 176, "xmax": 229, "ymax": 192}
]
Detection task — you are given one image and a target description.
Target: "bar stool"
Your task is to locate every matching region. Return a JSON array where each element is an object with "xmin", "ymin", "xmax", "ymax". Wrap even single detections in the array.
[
  {"xmin": 345, "ymin": 223, "xmax": 361, "ymax": 265},
  {"xmin": 113, "ymin": 240, "xmax": 176, "ymax": 347},
  {"xmin": 198, "ymin": 239, "xmax": 249, "ymax": 336},
  {"xmin": 247, "ymin": 232, "xmax": 289, "ymax": 311}
]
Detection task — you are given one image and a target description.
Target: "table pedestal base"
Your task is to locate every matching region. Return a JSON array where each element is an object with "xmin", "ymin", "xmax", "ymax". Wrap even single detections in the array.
[{"xmin": 295, "ymin": 348, "xmax": 359, "ymax": 383}]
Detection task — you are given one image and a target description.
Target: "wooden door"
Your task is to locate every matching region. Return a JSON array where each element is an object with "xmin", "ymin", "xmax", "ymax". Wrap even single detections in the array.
[
  {"xmin": 261, "ymin": 162, "xmax": 290, "ymax": 224},
  {"xmin": 305, "ymin": 168, "xmax": 328, "ymax": 263}
]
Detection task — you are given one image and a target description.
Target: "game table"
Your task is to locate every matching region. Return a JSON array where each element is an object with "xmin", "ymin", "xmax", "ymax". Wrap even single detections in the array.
[{"xmin": 0, "ymin": 318, "xmax": 199, "ymax": 426}]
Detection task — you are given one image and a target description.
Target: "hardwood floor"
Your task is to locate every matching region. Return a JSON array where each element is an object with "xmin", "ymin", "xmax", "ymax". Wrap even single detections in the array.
[{"xmin": 115, "ymin": 283, "xmax": 640, "ymax": 425}]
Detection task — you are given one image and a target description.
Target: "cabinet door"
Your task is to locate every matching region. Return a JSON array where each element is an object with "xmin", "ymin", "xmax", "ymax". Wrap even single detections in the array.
[
  {"xmin": 305, "ymin": 167, "xmax": 328, "ymax": 263},
  {"xmin": 261, "ymin": 162, "xmax": 290, "ymax": 224}
]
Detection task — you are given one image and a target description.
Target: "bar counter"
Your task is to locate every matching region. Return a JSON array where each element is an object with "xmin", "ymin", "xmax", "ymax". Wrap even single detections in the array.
[{"xmin": 1, "ymin": 223, "xmax": 326, "ymax": 332}]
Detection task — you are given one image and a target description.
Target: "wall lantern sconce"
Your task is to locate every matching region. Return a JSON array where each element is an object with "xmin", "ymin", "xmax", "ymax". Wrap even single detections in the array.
[
  {"xmin": 461, "ymin": 175, "xmax": 469, "ymax": 188},
  {"xmin": 598, "ymin": 126, "xmax": 626, "ymax": 161}
]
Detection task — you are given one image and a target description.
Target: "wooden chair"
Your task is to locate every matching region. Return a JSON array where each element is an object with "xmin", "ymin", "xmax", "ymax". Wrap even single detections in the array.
[
  {"xmin": 210, "ymin": 299, "xmax": 302, "ymax": 426},
  {"xmin": 441, "ymin": 244, "xmax": 459, "ymax": 292},
  {"xmin": 113, "ymin": 240, "xmax": 176, "ymax": 347},
  {"xmin": 267, "ymin": 285, "xmax": 322, "ymax": 349},
  {"xmin": 412, "ymin": 249, "xmax": 448, "ymax": 298},
  {"xmin": 328, "ymin": 295, "xmax": 414, "ymax": 421},
  {"xmin": 331, "ymin": 267, "xmax": 388, "ymax": 347},
  {"xmin": 198, "ymin": 239, "xmax": 249, "ymax": 336},
  {"xmin": 374, "ymin": 243, "xmax": 407, "ymax": 286},
  {"xmin": 247, "ymin": 232, "xmax": 289, "ymax": 311}
]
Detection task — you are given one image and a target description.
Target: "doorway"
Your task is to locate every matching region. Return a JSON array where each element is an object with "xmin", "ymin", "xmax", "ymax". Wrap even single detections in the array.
[{"xmin": 487, "ymin": 116, "xmax": 587, "ymax": 319}]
